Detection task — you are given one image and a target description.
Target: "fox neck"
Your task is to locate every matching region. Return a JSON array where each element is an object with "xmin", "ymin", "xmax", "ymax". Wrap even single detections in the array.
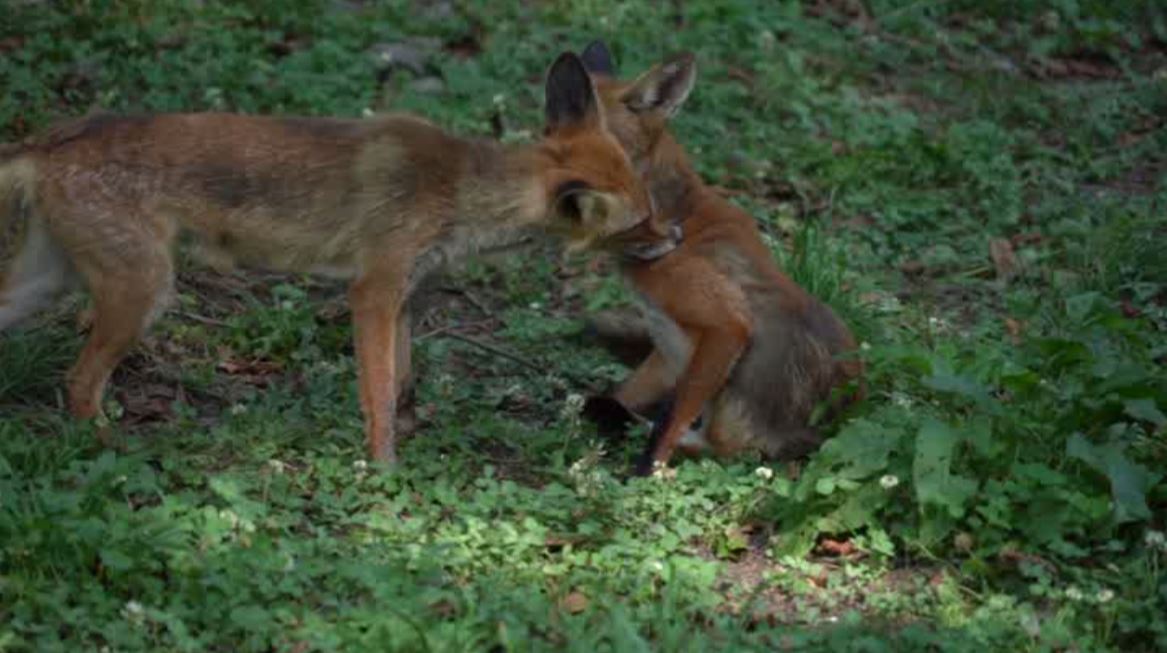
[
  {"xmin": 643, "ymin": 134, "xmax": 704, "ymax": 226},
  {"xmin": 449, "ymin": 140, "xmax": 550, "ymax": 240},
  {"xmin": 407, "ymin": 140, "xmax": 552, "ymax": 288}
]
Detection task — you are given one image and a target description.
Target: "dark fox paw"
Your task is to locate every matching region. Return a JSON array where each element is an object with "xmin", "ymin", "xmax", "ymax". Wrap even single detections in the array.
[
  {"xmin": 582, "ymin": 395, "xmax": 637, "ymax": 440},
  {"xmin": 632, "ymin": 452, "xmax": 656, "ymax": 477}
]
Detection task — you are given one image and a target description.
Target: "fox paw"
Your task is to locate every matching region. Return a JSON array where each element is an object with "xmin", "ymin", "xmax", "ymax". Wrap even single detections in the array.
[
  {"xmin": 582, "ymin": 395, "xmax": 636, "ymax": 439},
  {"xmin": 632, "ymin": 454, "xmax": 672, "ymax": 478}
]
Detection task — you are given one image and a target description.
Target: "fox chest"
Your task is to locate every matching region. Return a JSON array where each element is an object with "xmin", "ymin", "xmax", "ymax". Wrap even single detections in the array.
[{"xmin": 635, "ymin": 294, "xmax": 694, "ymax": 376}]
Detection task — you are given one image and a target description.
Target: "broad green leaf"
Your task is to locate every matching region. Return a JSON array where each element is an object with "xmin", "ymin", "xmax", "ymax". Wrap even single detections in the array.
[
  {"xmin": 914, "ymin": 419, "xmax": 978, "ymax": 518},
  {"xmin": 815, "ymin": 419, "xmax": 902, "ymax": 479},
  {"xmin": 1065, "ymin": 292, "xmax": 1103, "ymax": 323},
  {"xmin": 99, "ymin": 548, "xmax": 134, "ymax": 572},
  {"xmin": 1066, "ymin": 433, "xmax": 1157, "ymax": 523},
  {"xmin": 1124, "ymin": 398, "xmax": 1166, "ymax": 427},
  {"xmin": 815, "ymin": 477, "xmax": 837, "ymax": 495},
  {"xmin": 921, "ymin": 372, "xmax": 995, "ymax": 409}
]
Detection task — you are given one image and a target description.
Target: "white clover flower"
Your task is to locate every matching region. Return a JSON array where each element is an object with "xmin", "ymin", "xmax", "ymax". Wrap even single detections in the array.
[
  {"xmin": 121, "ymin": 600, "xmax": 145, "ymax": 623},
  {"xmin": 352, "ymin": 459, "xmax": 368, "ymax": 473},
  {"xmin": 230, "ymin": 403, "xmax": 247, "ymax": 416},
  {"xmin": 755, "ymin": 466, "xmax": 774, "ymax": 481},
  {"xmin": 1019, "ymin": 612, "xmax": 1041, "ymax": 637},
  {"xmin": 560, "ymin": 393, "xmax": 585, "ymax": 421},
  {"xmin": 651, "ymin": 461, "xmax": 675, "ymax": 480},
  {"xmin": 492, "ymin": 93, "xmax": 506, "ymax": 106},
  {"xmin": 280, "ymin": 300, "xmax": 294, "ymax": 310},
  {"xmin": 879, "ymin": 474, "xmax": 900, "ymax": 489},
  {"xmin": 927, "ymin": 316, "xmax": 953, "ymax": 333},
  {"xmin": 877, "ymin": 296, "xmax": 902, "ymax": 313},
  {"xmin": 1145, "ymin": 530, "xmax": 1166, "ymax": 551},
  {"xmin": 1096, "ymin": 589, "xmax": 1115, "ymax": 604},
  {"xmin": 529, "ymin": 302, "xmax": 542, "ymax": 310},
  {"xmin": 266, "ymin": 459, "xmax": 286, "ymax": 474},
  {"xmin": 758, "ymin": 30, "xmax": 777, "ymax": 51},
  {"xmin": 218, "ymin": 509, "xmax": 240, "ymax": 529},
  {"xmin": 650, "ymin": 560, "xmax": 665, "ymax": 573},
  {"xmin": 1065, "ymin": 586, "xmax": 1084, "ymax": 602},
  {"xmin": 891, "ymin": 392, "xmax": 914, "ymax": 409},
  {"xmin": 361, "ymin": 107, "xmax": 375, "ymax": 118}
]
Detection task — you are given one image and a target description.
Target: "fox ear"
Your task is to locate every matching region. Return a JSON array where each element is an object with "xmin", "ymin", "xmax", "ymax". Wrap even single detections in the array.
[
  {"xmin": 545, "ymin": 52, "xmax": 603, "ymax": 132},
  {"xmin": 621, "ymin": 53, "xmax": 696, "ymax": 118},
  {"xmin": 553, "ymin": 180, "xmax": 607, "ymax": 226},
  {"xmin": 580, "ymin": 40, "xmax": 616, "ymax": 76}
]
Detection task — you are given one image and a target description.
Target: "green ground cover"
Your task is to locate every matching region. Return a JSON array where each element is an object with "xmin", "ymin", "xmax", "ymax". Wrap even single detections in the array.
[{"xmin": 1, "ymin": 1, "xmax": 1165, "ymax": 650}]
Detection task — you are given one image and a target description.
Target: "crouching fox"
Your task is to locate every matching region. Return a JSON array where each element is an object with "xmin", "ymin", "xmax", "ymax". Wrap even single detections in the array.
[{"xmin": 576, "ymin": 42, "xmax": 865, "ymax": 475}]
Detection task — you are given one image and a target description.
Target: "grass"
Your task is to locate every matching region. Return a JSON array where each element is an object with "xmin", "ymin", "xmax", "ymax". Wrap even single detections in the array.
[{"xmin": 2, "ymin": 0, "xmax": 1166, "ymax": 651}]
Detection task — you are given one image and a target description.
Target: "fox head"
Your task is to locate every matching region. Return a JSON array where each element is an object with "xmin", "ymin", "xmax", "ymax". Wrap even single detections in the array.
[
  {"xmin": 576, "ymin": 41, "xmax": 696, "ymax": 205},
  {"xmin": 539, "ymin": 52, "xmax": 677, "ymax": 260}
]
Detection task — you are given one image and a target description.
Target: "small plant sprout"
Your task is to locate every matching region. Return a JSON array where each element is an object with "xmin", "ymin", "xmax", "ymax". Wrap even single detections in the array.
[{"xmin": 567, "ymin": 447, "xmax": 606, "ymax": 497}]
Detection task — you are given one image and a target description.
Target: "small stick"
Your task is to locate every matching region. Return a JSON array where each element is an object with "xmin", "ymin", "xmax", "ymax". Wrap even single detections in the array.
[
  {"xmin": 434, "ymin": 332, "xmax": 603, "ymax": 392},
  {"xmin": 440, "ymin": 332, "xmax": 546, "ymax": 374}
]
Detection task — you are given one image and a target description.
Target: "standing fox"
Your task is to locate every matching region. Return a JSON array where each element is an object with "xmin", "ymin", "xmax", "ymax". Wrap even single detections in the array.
[
  {"xmin": 0, "ymin": 52, "xmax": 673, "ymax": 464},
  {"xmin": 576, "ymin": 42, "xmax": 864, "ymax": 475}
]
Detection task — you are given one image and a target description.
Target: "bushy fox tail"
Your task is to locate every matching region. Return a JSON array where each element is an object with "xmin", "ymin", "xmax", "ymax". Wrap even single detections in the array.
[
  {"xmin": 0, "ymin": 150, "xmax": 71, "ymax": 331},
  {"xmin": 0, "ymin": 150, "xmax": 36, "ymax": 276}
]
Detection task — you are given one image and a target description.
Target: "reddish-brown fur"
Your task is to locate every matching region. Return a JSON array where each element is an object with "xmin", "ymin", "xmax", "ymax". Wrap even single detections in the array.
[
  {"xmin": 577, "ymin": 43, "xmax": 864, "ymax": 475},
  {"xmin": 0, "ymin": 53, "xmax": 668, "ymax": 465}
]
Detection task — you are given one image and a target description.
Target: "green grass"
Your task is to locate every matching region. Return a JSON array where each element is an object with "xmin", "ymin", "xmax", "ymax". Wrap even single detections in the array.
[{"xmin": 2, "ymin": 1, "xmax": 1166, "ymax": 651}]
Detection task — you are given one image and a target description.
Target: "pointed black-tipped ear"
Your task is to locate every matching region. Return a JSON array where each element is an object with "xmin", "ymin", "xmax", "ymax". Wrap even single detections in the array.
[
  {"xmin": 545, "ymin": 52, "xmax": 603, "ymax": 132},
  {"xmin": 580, "ymin": 40, "xmax": 616, "ymax": 76},
  {"xmin": 621, "ymin": 52, "xmax": 696, "ymax": 118}
]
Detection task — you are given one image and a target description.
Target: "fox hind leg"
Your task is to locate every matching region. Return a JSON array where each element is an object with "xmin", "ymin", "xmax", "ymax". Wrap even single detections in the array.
[{"xmin": 66, "ymin": 247, "xmax": 174, "ymax": 420}]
